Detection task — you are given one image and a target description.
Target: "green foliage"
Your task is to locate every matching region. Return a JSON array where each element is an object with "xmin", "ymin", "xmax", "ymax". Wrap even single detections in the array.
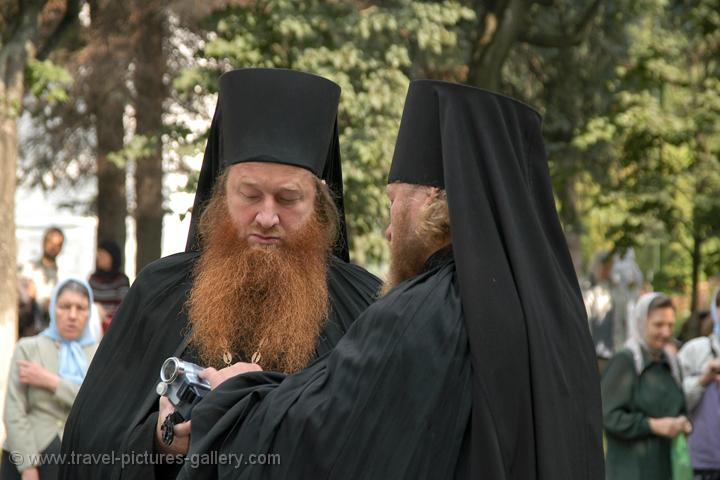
[
  {"xmin": 107, "ymin": 135, "xmax": 160, "ymax": 169},
  {"xmin": 25, "ymin": 59, "xmax": 73, "ymax": 104},
  {"xmin": 574, "ymin": 0, "xmax": 720, "ymax": 296},
  {"xmin": 171, "ymin": 0, "xmax": 474, "ymax": 266}
]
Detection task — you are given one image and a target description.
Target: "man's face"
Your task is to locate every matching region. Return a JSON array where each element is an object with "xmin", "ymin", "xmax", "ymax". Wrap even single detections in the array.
[
  {"xmin": 225, "ymin": 162, "xmax": 316, "ymax": 248},
  {"xmin": 383, "ymin": 182, "xmax": 434, "ymax": 291},
  {"xmin": 385, "ymin": 182, "xmax": 429, "ymax": 245},
  {"xmin": 189, "ymin": 168, "xmax": 333, "ymax": 372},
  {"xmin": 44, "ymin": 231, "xmax": 64, "ymax": 260}
]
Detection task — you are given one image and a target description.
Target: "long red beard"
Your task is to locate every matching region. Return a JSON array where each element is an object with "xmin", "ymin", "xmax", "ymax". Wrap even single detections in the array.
[{"xmin": 187, "ymin": 193, "xmax": 331, "ymax": 373}]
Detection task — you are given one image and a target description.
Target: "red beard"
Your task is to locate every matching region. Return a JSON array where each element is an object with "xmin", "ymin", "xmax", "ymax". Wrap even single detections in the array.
[{"xmin": 187, "ymin": 190, "xmax": 331, "ymax": 373}]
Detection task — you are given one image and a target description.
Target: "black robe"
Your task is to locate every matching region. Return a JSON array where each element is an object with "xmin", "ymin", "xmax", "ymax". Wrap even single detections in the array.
[
  {"xmin": 177, "ymin": 248, "xmax": 472, "ymax": 479},
  {"xmin": 58, "ymin": 252, "xmax": 379, "ymax": 480}
]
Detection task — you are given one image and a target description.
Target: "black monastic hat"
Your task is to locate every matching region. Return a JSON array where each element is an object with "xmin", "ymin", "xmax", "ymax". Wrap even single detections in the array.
[{"xmin": 185, "ymin": 68, "xmax": 349, "ymax": 261}]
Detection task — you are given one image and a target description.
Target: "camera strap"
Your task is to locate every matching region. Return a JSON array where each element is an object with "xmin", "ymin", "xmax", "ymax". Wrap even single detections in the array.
[{"xmin": 161, "ymin": 411, "xmax": 185, "ymax": 446}]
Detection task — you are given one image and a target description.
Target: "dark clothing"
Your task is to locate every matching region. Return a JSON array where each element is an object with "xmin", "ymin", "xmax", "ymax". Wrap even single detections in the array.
[
  {"xmin": 602, "ymin": 348, "xmax": 686, "ymax": 480},
  {"xmin": 695, "ymin": 471, "xmax": 720, "ymax": 480},
  {"xmin": 178, "ymin": 248, "xmax": 471, "ymax": 479},
  {"xmin": 91, "ymin": 239, "xmax": 130, "ymax": 330},
  {"xmin": 389, "ymin": 80, "xmax": 604, "ymax": 478},
  {"xmin": 58, "ymin": 252, "xmax": 379, "ymax": 480}
]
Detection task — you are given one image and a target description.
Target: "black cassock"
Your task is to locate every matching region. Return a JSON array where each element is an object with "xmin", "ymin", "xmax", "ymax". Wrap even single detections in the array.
[
  {"xmin": 58, "ymin": 252, "xmax": 379, "ymax": 480},
  {"xmin": 179, "ymin": 80, "xmax": 605, "ymax": 480},
  {"xmin": 178, "ymin": 248, "xmax": 471, "ymax": 480}
]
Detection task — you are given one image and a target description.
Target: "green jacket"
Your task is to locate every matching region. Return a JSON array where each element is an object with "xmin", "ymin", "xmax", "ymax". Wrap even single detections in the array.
[{"xmin": 601, "ymin": 348, "xmax": 686, "ymax": 480}]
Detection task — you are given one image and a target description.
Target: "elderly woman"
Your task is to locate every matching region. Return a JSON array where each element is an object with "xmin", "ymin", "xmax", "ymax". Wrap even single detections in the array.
[
  {"xmin": 1, "ymin": 278, "xmax": 98, "ymax": 480},
  {"xmin": 602, "ymin": 292, "xmax": 691, "ymax": 480}
]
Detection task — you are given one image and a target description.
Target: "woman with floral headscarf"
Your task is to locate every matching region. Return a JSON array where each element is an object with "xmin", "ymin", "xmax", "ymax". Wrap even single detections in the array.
[
  {"xmin": 1, "ymin": 278, "xmax": 98, "ymax": 480},
  {"xmin": 679, "ymin": 287, "xmax": 720, "ymax": 479},
  {"xmin": 602, "ymin": 292, "xmax": 691, "ymax": 480}
]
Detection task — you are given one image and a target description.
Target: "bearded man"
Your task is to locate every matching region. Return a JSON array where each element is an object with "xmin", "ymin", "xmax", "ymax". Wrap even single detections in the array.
[
  {"xmin": 177, "ymin": 79, "xmax": 604, "ymax": 480},
  {"xmin": 58, "ymin": 69, "xmax": 379, "ymax": 480}
]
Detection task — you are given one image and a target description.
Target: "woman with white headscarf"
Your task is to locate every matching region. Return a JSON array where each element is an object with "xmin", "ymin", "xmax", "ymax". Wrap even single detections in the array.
[
  {"xmin": 1, "ymin": 278, "xmax": 98, "ymax": 480},
  {"xmin": 602, "ymin": 292, "xmax": 691, "ymax": 480},
  {"xmin": 678, "ymin": 287, "xmax": 720, "ymax": 479}
]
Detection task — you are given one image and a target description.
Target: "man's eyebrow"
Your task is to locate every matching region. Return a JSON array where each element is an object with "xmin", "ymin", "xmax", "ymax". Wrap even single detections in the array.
[
  {"xmin": 235, "ymin": 178, "xmax": 260, "ymax": 187},
  {"xmin": 277, "ymin": 185, "xmax": 303, "ymax": 195}
]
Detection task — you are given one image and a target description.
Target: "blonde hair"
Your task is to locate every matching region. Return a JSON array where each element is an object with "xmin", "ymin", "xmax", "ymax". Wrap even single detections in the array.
[{"xmin": 416, "ymin": 188, "xmax": 450, "ymax": 246}]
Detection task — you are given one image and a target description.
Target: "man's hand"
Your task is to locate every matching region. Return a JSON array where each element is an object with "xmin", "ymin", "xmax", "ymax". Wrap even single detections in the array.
[
  {"xmin": 18, "ymin": 360, "xmax": 60, "ymax": 392},
  {"xmin": 21, "ymin": 467, "xmax": 39, "ymax": 480},
  {"xmin": 649, "ymin": 416, "xmax": 692, "ymax": 438},
  {"xmin": 700, "ymin": 358, "xmax": 720, "ymax": 386},
  {"xmin": 200, "ymin": 362, "xmax": 263, "ymax": 390},
  {"xmin": 154, "ymin": 396, "xmax": 191, "ymax": 456}
]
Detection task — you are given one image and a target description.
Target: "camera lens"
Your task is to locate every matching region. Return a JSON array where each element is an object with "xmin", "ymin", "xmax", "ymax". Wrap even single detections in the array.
[{"xmin": 160, "ymin": 357, "xmax": 179, "ymax": 383}]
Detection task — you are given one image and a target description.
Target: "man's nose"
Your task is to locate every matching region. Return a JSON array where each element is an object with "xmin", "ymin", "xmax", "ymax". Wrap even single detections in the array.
[
  {"xmin": 385, "ymin": 224, "xmax": 392, "ymax": 242},
  {"xmin": 255, "ymin": 199, "xmax": 280, "ymax": 229}
]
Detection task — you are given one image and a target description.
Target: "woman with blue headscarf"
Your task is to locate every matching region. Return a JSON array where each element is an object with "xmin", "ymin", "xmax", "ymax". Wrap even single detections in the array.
[
  {"xmin": 1, "ymin": 278, "xmax": 98, "ymax": 480},
  {"xmin": 679, "ymin": 287, "xmax": 720, "ymax": 479}
]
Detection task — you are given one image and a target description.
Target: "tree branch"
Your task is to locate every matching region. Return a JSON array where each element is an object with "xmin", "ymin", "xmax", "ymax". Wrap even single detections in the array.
[
  {"xmin": 0, "ymin": 0, "xmax": 47, "ymax": 84},
  {"xmin": 36, "ymin": 0, "xmax": 82, "ymax": 60},
  {"xmin": 1, "ymin": 1, "xmax": 21, "ymax": 47},
  {"xmin": 519, "ymin": 0, "xmax": 603, "ymax": 48}
]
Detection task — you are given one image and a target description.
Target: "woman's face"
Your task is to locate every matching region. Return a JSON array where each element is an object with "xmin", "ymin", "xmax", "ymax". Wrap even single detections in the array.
[
  {"xmin": 96, "ymin": 248, "xmax": 113, "ymax": 271},
  {"xmin": 645, "ymin": 307, "xmax": 676, "ymax": 351},
  {"xmin": 55, "ymin": 289, "xmax": 90, "ymax": 340}
]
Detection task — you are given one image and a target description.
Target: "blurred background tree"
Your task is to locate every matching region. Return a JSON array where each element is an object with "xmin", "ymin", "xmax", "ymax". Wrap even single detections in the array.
[
  {"xmin": 1, "ymin": 0, "xmax": 84, "ymax": 447},
  {"xmin": 574, "ymin": 0, "xmax": 720, "ymax": 314},
  {"xmin": 10, "ymin": 0, "xmax": 720, "ymax": 320}
]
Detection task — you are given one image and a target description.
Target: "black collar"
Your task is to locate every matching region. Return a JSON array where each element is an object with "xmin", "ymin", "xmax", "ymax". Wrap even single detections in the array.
[{"xmin": 422, "ymin": 246, "xmax": 454, "ymax": 273}]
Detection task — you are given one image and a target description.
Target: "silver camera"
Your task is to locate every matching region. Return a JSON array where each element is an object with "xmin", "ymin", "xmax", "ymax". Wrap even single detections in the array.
[{"xmin": 155, "ymin": 357, "xmax": 211, "ymax": 421}]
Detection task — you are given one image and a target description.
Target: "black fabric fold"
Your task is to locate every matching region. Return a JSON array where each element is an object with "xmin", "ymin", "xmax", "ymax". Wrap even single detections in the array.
[{"xmin": 178, "ymin": 255, "xmax": 471, "ymax": 480}]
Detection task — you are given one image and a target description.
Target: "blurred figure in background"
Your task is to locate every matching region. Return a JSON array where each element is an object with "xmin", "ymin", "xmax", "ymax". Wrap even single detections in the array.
[
  {"xmin": 17, "ymin": 228, "xmax": 65, "ymax": 336},
  {"xmin": 678, "ymin": 288, "xmax": 720, "ymax": 480},
  {"xmin": 609, "ymin": 248, "xmax": 644, "ymax": 354},
  {"xmin": 583, "ymin": 251, "xmax": 614, "ymax": 373},
  {"xmin": 1, "ymin": 278, "xmax": 98, "ymax": 480},
  {"xmin": 679, "ymin": 309, "xmax": 713, "ymax": 343},
  {"xmin": 602, "ymin": 292, "xmax": 691, "ymax": 480},
  {"xmin": 17, "ymin": 277, "xmax": 45, "ymax": 339},
  {"xmin": 87, "ymin": 240, "xmax": 129, "ymax": 332}
]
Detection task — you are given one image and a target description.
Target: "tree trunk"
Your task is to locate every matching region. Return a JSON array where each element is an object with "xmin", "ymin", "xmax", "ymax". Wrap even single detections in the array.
[
  {"xmin": 133, "ymin": 0, "xmax": 167, "ymax": 273},
  {"xmin": 690, "ymin": 232, "xmax": 702, "ymax": 316},
  {"xmin": 0, "ymin": 0, "xmax": 51, "ymax": 444},
  {"xmin": 94, "ymin": 96, "xmax": 128, "ymax": 250},
  {"xmin": 467, "ymin": 0, "xmax": 529, "ymax": 90},
  {"xmin": 0, "ymin": 87, "xmax": 21, "ymax": 448},
  {"xmin": 89, "ymin": 0, "xmax": 131, "ymax": 252}
]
